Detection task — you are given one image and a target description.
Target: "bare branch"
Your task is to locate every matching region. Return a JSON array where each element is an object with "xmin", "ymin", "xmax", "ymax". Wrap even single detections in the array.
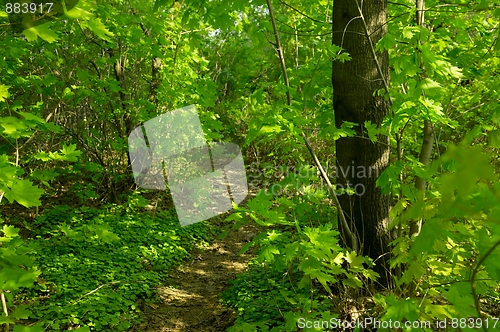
[{"xmin": 279, "ymin": 0, "xmax": 328, "ymax": 24}]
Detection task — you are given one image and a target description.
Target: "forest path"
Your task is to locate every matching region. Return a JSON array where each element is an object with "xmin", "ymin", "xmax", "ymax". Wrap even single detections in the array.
[{"xmin": 131, "ymin": 220, "xmax": 258, "ymax": 332}]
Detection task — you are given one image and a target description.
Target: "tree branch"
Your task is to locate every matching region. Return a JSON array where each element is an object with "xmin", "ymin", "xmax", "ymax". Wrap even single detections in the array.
[
  {"xmin": 470, "ymin": 238, "xmax": 500, "ymax": 332},
  {"xmin": 279, "ymin": 0, "xmax": 329, "ymax": 24},
  {"xmin": 266, "ymin": 0, "xmax": 358, "ymax": 253}
]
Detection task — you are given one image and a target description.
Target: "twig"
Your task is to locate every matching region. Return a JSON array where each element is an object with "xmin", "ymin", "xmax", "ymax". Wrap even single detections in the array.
[
  {"xmin": 265, "ymin": 0, "xmax": 358, "ymax": 253},
  {"xmin": 470, "ymin": 238, "xmax": 500, "ymax": 332},
  {"xmin": 1, "ymin": 291, "xmax": 8, "ymax": 332},
  {"xmin": 70, "ymin": 280, "xmax": 151, "ymax": 305},
  {"xmin": 279, "ymin": 0, "xmax": 328, "ymax": 24},
  {"xmin": 354, "ymin": 0, "xmax": 391, "ymax": 102}
]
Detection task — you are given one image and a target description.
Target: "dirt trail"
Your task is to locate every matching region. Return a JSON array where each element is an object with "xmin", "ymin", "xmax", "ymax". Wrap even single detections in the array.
[{"xmin": 131, "ymin": 222, "xmax": 258, "ymax": 332}]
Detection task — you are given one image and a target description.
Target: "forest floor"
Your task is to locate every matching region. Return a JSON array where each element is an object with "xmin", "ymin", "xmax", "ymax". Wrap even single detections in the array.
[{"xmin": 131, "ymin": 218, "xmax": 259, "ymax": 332}]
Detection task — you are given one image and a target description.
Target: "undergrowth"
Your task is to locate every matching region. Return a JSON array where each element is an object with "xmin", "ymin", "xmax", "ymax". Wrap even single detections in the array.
[
  {"xmin": 220, "ymin": 145, "xmax": 500, "ymax": 332},
  {"xmin": 8, "ymin": 193, "xmax": 213, "ymax": 331}
]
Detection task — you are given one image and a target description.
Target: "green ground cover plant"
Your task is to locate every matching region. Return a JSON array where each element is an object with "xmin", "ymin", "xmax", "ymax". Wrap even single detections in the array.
[{"xmin": 4, "ymin": 195, "xmax": 212, "ymax": 331}]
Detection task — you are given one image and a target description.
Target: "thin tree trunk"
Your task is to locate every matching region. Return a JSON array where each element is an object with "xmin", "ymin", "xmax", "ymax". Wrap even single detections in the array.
[{"xmin": 409, "ymin": 0, "xmax": 434, "ymax": 237}]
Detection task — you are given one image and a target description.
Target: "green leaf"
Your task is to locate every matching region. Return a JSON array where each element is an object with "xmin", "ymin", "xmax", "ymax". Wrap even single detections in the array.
[
  {"xmin": 13, "ymin": 324, "xmax": 44, "ymax": 332},
  {"xmin": 4, "ymin": 179, "xmax": 43, "ymax": 208},
  {"xmin": 72, "ymin": 327, "xmax": 91, "ymax": 332},
  {"xmin": 376, "ymin": 161, "xmax": 402, "ymax": 194},
  {"xmin": 11, "ymin": 305, "xmax": 31, "ymax": 320},
  {"xmin": 398, "ymin": 261, "xmax": 426, "ymax": 285},
  {"xmin": 0, "ymin": 116, "xmax": 28, "ymax": 138},
  {"xmin": 87, "ymin": 18, "xmax": 114, "ymax": 41},
  {"xmin": 95, "ymin": 227, "xmax": 121, "ymax": 243},
  {"xmin": 488, "ymin": 130, "xmax": 500, "ymax": 148},
  {"xmin": 258, "ymin": 245, "xmax": 280, "ymax": 262},
  {"xmin": 153, "ymin": 0, "xmax": 171, "ymax": 12},
  {"xmin": 484, "ymin": 251, "xmax": 500, "ymax": 280},
  {"xmin": 475, "ymin": 0, "xmax": 490, "ymax": 10},
  {"xmin": 376, "ymin": 34, "xmax": 397, "ymax": 51},
  {"xmin": 284, "ymin": 242, "xmax": 300, "ymax": 262},
  {"xmin": 321, "ymin": 121, "xmax": 356, "ymax": 140},
  {"xmin": 64, "ymin": 5, "xmax": 93, "ymax": 20},
  {"xmin": 364, "ymin": 121, "xmax": 379, "ymax": 143},
  {"xmin": 418, "ymin": 78, "xmax": 445, "ymax": 96},
  {"xmin": 23, "ymin": 27, "xmax": 39, "ymax": 42},
  {"xmin": 410, "ymin": 218, "xmax": 440, "ymax": 256},
  {"xmin": 60, "ymin": 144, "xmax": 82, "ymax": 162},
  {"xmin": 345, "ymin": 251, "xmax": 365, "ymax": 269},
  {"xmin": 492, "ymin": 106, "xmax": 500, "ymax": 125},
  {"xmin": 30, "ymin": 169, "xmax": 58, "ymax": 188},
  {"xmin": 247, "ymin": 193, "xmax": 273, "ymax": 215},
  {"xmin": 337, "ymin": 52, "xmax": 351, "ymax": 63},
  {"xmin": 342, "ymin": 274, "xmax": 362, "ymax": 288},
  {"xmin": 0, "ymin": 267, "xmax": 40, "ymax": 291},
  {"xmin": 258, "ymin": 124, "xmax": 282, "ymax": 135},
  {"xmin": 389, "ymin": 199, "xmax": 408, "ymax": 220},
  {"xmin": 402, "ymin": 26, "xmax": 416, "ymax": 39},
  {"xmin": 424, "ymin": 304, "xmax": 452, "ymax": 320},
  {"xmin": 1, "ymin": 225, "xmax": 19, "ymax": 237},
  {"xmin": 442, "ymin": 283, "xmax": 477, "ymax": 317},
  {"xmin": 381, "ymin": 295, "xmax": 420, "ymax": 322},
  {"xmin": 34, "ymin": 151, "xmax": 51, "ymax": 161},
  {"xmin": 23, "ymin": 24, "xmax": 59, "ymax": 43},
  {"xmin": 0, "ymin": 163, "xmax": 19, "ymax": 187},
  {"xmin": 0, "ymin": 85, "xmax": 9, "ymax": 101},
  {"xmin": 18, "ymin": 111, "xmax": 45, "ymax": 124}
]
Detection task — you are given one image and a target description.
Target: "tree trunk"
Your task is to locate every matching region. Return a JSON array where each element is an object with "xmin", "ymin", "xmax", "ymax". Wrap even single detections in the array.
[
  {"xmin": 332, "ymin": 0, "xmax": 393, "ymax": 287},
  {"xmin": 410, "ymin": 0, "xmax": 434, "ymax": 237}
]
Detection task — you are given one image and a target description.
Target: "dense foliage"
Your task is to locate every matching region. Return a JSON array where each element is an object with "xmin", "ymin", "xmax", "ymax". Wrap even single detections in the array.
[{"xmin": 1, "ymin": 0, "xmax": 500, "ymax": 331}]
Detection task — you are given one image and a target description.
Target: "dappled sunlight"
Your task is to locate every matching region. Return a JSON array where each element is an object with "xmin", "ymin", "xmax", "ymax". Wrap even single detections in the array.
[{"xmin": 136, "ymin": 223, "xmax": 259, "ymax": 332}]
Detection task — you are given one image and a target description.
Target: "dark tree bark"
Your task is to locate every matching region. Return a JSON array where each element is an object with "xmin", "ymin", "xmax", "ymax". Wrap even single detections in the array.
[{"xmin": 332, "ymin": 0, "xmax": 393, "ymax": 287}]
